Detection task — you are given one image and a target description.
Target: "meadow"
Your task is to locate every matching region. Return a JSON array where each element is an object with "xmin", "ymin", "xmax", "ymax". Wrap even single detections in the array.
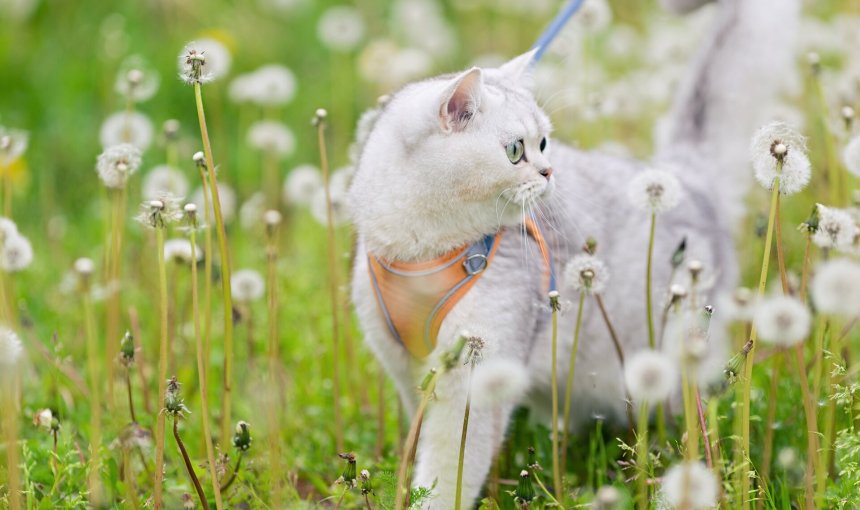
[{"xmin": 1, "ymin": 0, "xmax": 860, "ymax": 508}]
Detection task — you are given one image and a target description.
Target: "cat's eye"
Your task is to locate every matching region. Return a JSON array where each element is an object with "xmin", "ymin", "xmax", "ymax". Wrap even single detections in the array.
[
  {"xmin": 506, "ymin": 140, "xmax": 525, "ymax": 164},
  {"xmin": 540, "ymin": 137, "xmax": 548, "ymax": 152}
]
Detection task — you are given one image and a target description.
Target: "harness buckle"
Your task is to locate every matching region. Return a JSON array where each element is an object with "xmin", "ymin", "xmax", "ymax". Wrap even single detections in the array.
[{"xmin": 463, "ymin": 253, "xmax": 488, "ymax": 275}]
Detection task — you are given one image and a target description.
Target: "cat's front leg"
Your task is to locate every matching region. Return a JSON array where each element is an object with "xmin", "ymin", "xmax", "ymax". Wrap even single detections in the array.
[{"xmin": 411, "ymin": 363, "xmax": 515, "ymax": 510}]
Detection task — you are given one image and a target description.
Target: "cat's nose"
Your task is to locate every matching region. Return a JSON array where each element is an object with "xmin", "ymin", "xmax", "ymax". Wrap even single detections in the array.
[{"xmin": 538, "ymin": 166, "xmax": 553, "ymax": 179}]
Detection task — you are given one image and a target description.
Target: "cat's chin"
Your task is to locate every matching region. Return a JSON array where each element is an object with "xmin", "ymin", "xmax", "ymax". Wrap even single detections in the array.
[{"xmin": 500, "ymin": 177, "xmax": 554, "ymax": 208}]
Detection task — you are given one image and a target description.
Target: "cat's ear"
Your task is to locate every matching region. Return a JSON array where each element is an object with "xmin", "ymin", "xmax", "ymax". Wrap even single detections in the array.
[
  {"xmin": 439, "ymin": 67, "xmax": 483, "ymax": 133},
  {"xmin": 498, "ymin": 49, "xmax": 538, "ymax": 89}
]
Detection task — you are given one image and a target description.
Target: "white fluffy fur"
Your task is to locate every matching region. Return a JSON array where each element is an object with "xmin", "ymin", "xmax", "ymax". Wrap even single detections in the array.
[{"xmin": 348, "ymin": 0, "xmax": 799, "ymax": 507}]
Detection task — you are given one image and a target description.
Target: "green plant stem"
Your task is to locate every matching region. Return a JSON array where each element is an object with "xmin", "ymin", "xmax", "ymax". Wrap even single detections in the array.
[
  {"xmin": 173, "ymin": 418, "xmax": 210, "ymax": 510},
  {"xmin": 645, "ymin": 213, "xmax": 656, "ymax": 349},
  {"xmin": 395, "ymin": 371, "xmax": 440, "ymax": 510},
  {"xmin": 759, "ymin": 351, "xmax": 783, "ymax": 492},
  {"xmin": 454, "ymin": 365, "xmax": 474, "ymax": 510},
  {"xmin": 794, "ymin": 345, "xmax": 820, "ymax": 510},
  {"xmin": 125, "ymin": 367, "xmax": 136, "ymax": 423},
  {"xmin": 316, "ymin": 117, "xmax": 344, "ymax": 453},
  {"xmin": 635, "ymin": 403, "xmax": 649, "ymax": 510},
  {"xmin": 594, "ymin": 294, "xmax": 636, "ymax": 435},
  {"xmin": 220, "ymin": 452, "xmax": 243, "ymax": 492},
  {"xmin": 550, "ymin": 301, "xmax": 563, "ymax": 503},
  {"xmin": 190, "ymin": 227, "xmax": 224, "ymax": 510},
  {"xmin": 740, "ymin": 176, "xmax": 781, "ymax": 509},
  {"xmin": 193, "ymin": 82, "xmax": 235, "ymax": 444},
  {"xmin": 3, "ymin": 372, "xmax": 21, "ymax": 510},
  {"xmin": 195, "ymin": 168, "xmax": 214, "ymax": 414},
  {"xmin": 532, "ymin": 471, "xmax": 562, "ymax": 508},
  {"xmin": 83, "ymin": 287, "xmax": 104, "ymax": 507},
  {"xmin": 820, "ymin": 318, "xmax": 843, "ymax": 481},
  {"xmin": 561, "ymin": 291, "xmax": 586, "ymax": 472},
  {"xmin": 153, "ymin": 227, "xmax": 169, "ymax": 510},
  {"xmin": 265, "ymin": 224, "xmax": 284, "ymax": 508}
]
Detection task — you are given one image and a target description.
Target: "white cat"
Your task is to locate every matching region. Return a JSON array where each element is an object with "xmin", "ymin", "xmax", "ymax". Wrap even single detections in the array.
[{"xmin": 348, "ymin": 0, "xmax": 799, "ymax": 507}]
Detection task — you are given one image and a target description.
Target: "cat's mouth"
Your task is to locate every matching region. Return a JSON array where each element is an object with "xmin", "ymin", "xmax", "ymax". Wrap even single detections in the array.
[{"xmin": 502, "ymin": 177, "xmax": 554, "ymax": 206}]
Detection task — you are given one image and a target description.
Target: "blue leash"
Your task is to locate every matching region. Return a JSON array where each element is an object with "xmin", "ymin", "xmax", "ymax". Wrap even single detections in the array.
[{"xmin": 530, "ymin": 0, "xmax": 586, "ymax": 63}]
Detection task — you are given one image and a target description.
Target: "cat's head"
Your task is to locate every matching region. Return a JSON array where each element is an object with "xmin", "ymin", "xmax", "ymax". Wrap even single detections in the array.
[{"xmin": 350, "ymin": 51, "xmax": 554, "ymax": 261}]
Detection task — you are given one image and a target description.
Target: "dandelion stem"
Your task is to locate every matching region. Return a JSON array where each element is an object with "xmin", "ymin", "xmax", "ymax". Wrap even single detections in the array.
[
  {"xmin": 759, "ymin": 351, "xmax": 782, "ymax": 492},
  {"xmin": 220, "ymin": 452, "xmax": 243, "ymax": 492},
  {"xmin": 190, "ymin": 225, "xmax": 224, "ymax": 510},
  {"xmin": 532, "ymin": 470, "xmax": 562, "ymax": 508},
  {"xmin": 195, "ymin": 168, "xmax": 215, "ymax": 412},
  {"xmin": 550, "ymin": 297, "xmax": 563, "ymax": 503},
  {"xmin": 173, "ymin": 418, "xmax": 210, "ymax": 510},
  {"xmin": 454, "ymin": 366, "xmax": 474, "ymax": 510},
  {"xmin": 594, "ymin": 294, "xmax": 636, "ymax": 435},
  {"xmin": 2, "ymin": 371, "xmax": 21, "ymax": 510},
  {"xmin": 193, "ymin": 82, "xmax": 235, "ymax": 443},
  {"xmin": 635, "ymin": 403, "xmax": 649, "ymax": 510},
  {"xmin": 265, "ymin": 219, "xmax": 284, "ymax": 508},
  {"xmin": 83, "ymin": 284, "xmax": 104, "ymax": 507},
  {"xmin": 645, "ymin": 212, "xmax": 657, "ymax": 349},
  {"xmin": 153, "ymin": 226, "xmax": 169, "ymax": 510},
  {"xmin": 125, "ymin": 367, "xmax": 136, "ymax": 423},
  {"xmin": 740, "ymin": 175, "xmax": 781, "ymax": 509},
  {"xmin": 793, "ymin": 344, "xmax": 821, "ymax": 509},
  {"xmin": 395, "ymin": 370, "xmax": 440, "ymax": 510},
  {"xmin": 316, "ymin": 113, "xmax": 345, "ymax": 453},
  {"xmin": 696, "ymin": 391, "xmax": 712, "ymax": 469},
  {"xmin": 820, "ymin": 318, "xmax": 843, "ymax": 480},
  {"xmin": 561, "ymin": 291, "xmax": 585, "ymax": 472}
]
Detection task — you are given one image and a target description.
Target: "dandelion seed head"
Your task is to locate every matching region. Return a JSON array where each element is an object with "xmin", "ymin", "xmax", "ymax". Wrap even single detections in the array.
[
  {"xmin": 843, "ymin": 135, "xmax": 860, "ymax": 178},
  {"xmin": 624, "ymin": 349, "xmax": 677, "ymax": 404},
  {"xmin": 811, "ymin": 204, "xmax": 857, "ymax": 250},
  {"xmin": 230, "ymin": 65, "xmax": 297, "ymax": 106},
  {"xmin": 136, "ymin": 194, "xmax": 182, "ymax": 229},
  {"xmin": 99, "ymin": 111, "xmax": 154, "ymax": 150},
  {"xmin": 263, "ymin": 209, "xmax": 282, "ymax": 227},
  {"xmin": 191, "ymin": 183, "xmax": 237, "ymax": 224},
  {"xmin": 192, "ymin": 151, "xmax": 205, "ymax": 165},
  {"xmin": 750, "ymin": 122, "xmax": 811, "ymax": 195},
  {"xmin": 114, "ymin": 56, "xmax": 159, "ymax": 103},
  {"xmin": 239, "ymin": 192, "xmax": 266, "ymax": 230},
  {"xmin": 184, "ymin": 203, "xmax": 197, "ymax": 214},
  {"xmin": 247, "ymin": 120, "xmax": 296, "ymax": 157},
  {"xmin": 96, "ymin": 143, "xmax": 142, "ymax": 189},
  {"xmin": 753, "ymin": 295, "xmax": 811, "ymax": 347},
  {"xmin": 777, "ymin": 447, "xmax": 799, "ymax": 470},
  {"xmin": 811, "ymin": 258, "xmax": 860, "ymax": 317},
  {"xmin": 163, "ymin": 119, "xmax": 180, "ymax": 140},
  {"xmin": 317, "ymin": 6, "xmax": 365, "ymax": 52},
  {"xmin": 0, "ymin": 234, "xmax": 33, "ymax": 272},
  {"xmin": 0, "ymin": 327, "xmax": 23, "ymax": 368},
  {"xmin": 74, "ymin": 257, "xmax": 94, "ymax": 276},
  {"xmin": 575, "ymin": 0, "xmax": 612, "ymax": 33},
  {"xmin": 662, "ymin": 461, "xmax": 719, "ymax": 510},
  {"xmin": 163, "ymin": 239, "xmax": 201, "ymax": 264},
  {"xmin": 563, "ymin": 254, "xmax": 609, "ymax": 294},
  {"xmin": 142, "ymin": 165, "xmax": 188, "ymax": 201},
  {"xmin": 594, "ymin": 485, "xmax": 621, "ymax": 509},
  {"xmin": 33, "ymin": 408, "xmax": 53, "ymax": 429},
  {"xmin": 470, "ymin": 357, "xmax": 530, "ymax": 409},
  {"xmin": 627, "ymin": 168, "xmax": 682, "ymax": 214},
  {"xmin": 310, "ymin": 187, "xmax": 350, "ymax": 227},
  {"xmin": 283, "ymin": 164, "xmax": 323, "ymax": 206},
  {"xmin": 178, "ymin": 38, "xmax": 231, "ymax": 84},
  {"xmin": 0, "ymin": 217, "xmax": 18, "ymax": 241},
  {"xmin": 0, "ymin": 126, "xmax": 28, "ymax": 166},
  {"xmin": 231, "ymin": 269, "xmax": 265, "ymax": 302}
]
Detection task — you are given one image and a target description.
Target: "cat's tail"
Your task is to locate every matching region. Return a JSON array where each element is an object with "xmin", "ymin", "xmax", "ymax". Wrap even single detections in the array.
[{"xmin": 656, "ymin": 0, "xmax": 801, "ymax": 223}]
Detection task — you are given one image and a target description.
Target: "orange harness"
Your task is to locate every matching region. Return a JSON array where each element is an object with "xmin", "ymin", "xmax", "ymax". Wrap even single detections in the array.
[{"xmin": 367, "ymin": 218, "xmax": 556, "ymax": 358}]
